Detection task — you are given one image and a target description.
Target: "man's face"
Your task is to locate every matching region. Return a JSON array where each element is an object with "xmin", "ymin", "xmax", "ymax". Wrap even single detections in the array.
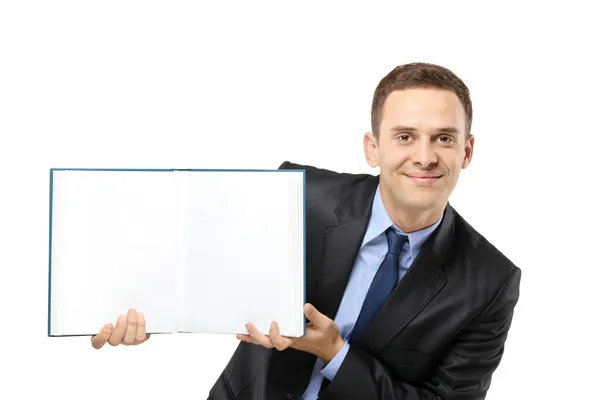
[{"xmin": 364, "ymin": 88, "xmax": 474, "ymax": 213}]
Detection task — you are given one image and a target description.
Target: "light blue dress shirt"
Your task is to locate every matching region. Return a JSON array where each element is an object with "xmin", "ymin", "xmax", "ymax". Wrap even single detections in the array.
[{"xmin": 300, "ymin": 185, "xmax": 442, "ymax": 399}]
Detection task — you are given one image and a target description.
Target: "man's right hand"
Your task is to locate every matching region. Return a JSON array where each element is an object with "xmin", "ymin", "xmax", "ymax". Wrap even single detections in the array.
[{"xmin": 91, "ymin": 308, "xmax": 150, "ymax": 349}]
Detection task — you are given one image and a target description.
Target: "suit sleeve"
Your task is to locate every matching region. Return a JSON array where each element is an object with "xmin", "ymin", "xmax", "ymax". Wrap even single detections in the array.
[
  {"xmin": 320, "ymin": 267, "xmax": 521, "ymax": 400},
  {"xmin": 278, "ymin": 161, "xmax": 293, "ymax": 169},
  {"xmin": 206, "ymin": 371, "xmax": 234, "ymax": 399}
]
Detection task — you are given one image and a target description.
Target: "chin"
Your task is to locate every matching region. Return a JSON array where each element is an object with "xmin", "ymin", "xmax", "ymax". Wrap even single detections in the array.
[
  {"xmin": 400, "ymin": 193, "xmax": 443, "ymax": 211},
  {"xmin": 407, "ymin": 200, "xmax": 439, "ymax": 212}
]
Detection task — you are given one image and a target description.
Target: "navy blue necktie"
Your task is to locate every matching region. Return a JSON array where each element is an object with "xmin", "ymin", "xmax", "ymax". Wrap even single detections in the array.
[{"xmin": 350, "ymin": 228, "xmax": 408, "ymax": 343}]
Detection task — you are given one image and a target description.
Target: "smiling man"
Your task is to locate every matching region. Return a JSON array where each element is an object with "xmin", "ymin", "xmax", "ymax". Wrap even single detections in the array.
[
  {"xmin": 92, "ymin": 62, "xmax": 521, "ymax": 400},
  {"xmin": 210, "ymin": 63, "xmax": 521, "ymax": 400}
]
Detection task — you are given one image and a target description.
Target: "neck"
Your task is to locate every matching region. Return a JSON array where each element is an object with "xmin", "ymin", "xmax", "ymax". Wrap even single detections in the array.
[{"xmin": 379, "ymin": 186, "xmax": 445, "ymax": 233}]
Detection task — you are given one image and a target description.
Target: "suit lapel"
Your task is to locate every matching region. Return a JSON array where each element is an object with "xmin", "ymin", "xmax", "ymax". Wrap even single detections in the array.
[
  {"xmin": 317, "ymin": 219, "xmax": 369, "ymax": 320},
  {"xmin": 359, "ymin": 205, "xmax": 456, "ymax": 354},
  {"xmin": 315, "ymin": 177, "xmax": 378, "ymax": 321}
]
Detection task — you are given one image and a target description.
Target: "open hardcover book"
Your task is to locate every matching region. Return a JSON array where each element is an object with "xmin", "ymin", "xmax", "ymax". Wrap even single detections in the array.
[{"xmin": 48, "ymin": 168, "xmax": 306, "ymax": 337}]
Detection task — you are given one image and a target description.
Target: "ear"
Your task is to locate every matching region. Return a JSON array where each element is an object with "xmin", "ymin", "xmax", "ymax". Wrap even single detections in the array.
[
  {"xmin": 462, "ymin": 135, "xmax": 475, "ymax": 169},
  {"xmin": 364, "ymin": 132, "xmax": 379, "ymax": 168}
]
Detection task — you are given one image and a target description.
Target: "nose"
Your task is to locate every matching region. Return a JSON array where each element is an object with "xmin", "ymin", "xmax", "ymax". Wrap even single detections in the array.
[{"xmin": 412, "ymin": 140, "xmax": 438, "ymax": 168}]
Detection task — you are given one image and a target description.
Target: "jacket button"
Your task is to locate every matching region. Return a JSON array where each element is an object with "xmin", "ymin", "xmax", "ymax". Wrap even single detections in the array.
[{"xmin": 284, "ymin": 394, "xmax": 295, "ymax": 400}]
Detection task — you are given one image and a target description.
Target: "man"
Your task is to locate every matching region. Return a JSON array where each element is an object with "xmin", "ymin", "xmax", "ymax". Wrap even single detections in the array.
[{"xmin": 92, "ymin": 62, "xmax": 521, "ymax": 399}]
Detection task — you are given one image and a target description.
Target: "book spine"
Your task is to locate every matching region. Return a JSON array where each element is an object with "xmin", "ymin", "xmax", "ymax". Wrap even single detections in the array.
[{"xmin": 47, "ymin": 169, "xmax": 54, "ymax": 337}]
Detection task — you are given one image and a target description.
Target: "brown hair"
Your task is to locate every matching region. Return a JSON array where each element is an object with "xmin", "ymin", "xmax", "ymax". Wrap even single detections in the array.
[{"xmin": 371, "ymin": 62, "xmax": 473, "ymax": 139}]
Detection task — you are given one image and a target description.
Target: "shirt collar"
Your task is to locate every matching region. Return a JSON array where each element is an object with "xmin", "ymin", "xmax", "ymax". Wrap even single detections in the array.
[{"xmin": 362, "ymin": 185, "xmax": 442, "ymax": 259}]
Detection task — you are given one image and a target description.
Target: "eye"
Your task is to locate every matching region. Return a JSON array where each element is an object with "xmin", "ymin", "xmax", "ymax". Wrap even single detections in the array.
[
  {"xmin": 437, "ymin": 135, "xmax": 454, "ymax": 144},
  {"xmin": 397, "ymin": 134, "xmax": 411, "ymax": 142}
]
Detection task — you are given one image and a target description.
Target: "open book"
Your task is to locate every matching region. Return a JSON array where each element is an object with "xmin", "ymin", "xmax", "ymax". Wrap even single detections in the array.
[{"xmin": 48, "ymin": 168, "xmax": 305, "ymax": 337}]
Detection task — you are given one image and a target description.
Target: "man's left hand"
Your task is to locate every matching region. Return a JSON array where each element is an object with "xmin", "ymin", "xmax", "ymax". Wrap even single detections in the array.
[{"xmin": 236, "ymin": 303, "xmax": 345, "ymax": 364}]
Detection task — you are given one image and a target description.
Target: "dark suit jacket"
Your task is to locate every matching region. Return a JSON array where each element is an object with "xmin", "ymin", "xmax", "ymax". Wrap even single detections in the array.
[{"xmin": 208, "ymin": 161, "xmax": 521, "ymax": 400}]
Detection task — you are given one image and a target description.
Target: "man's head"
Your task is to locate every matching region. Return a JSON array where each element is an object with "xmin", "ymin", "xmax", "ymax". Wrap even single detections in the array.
[{"xmin": 364, "ymin": 62, "xmax": 475, "ymax": 220}]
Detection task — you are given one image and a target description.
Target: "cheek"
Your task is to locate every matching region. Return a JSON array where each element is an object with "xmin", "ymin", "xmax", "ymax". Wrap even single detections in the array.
[
  {"xmin": 380, "ymin": 149, "xmax": 408, "ymax": 168},
  {"xmin": 440, "ymin": 152, "xmax": 464, "ymax": 172},
  {"xmin": 455, "ymin": 155, "xmax": 467, "ymax": 171}
]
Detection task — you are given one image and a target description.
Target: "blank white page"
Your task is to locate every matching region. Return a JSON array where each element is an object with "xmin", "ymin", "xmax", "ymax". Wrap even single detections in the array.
[
  {"xmin": 49, "ymin": 170, "xmax": 184, "ymax": 336},
  {"xmin": 181, "ymin": 171, "xmax": 305, "ymax": 337}
]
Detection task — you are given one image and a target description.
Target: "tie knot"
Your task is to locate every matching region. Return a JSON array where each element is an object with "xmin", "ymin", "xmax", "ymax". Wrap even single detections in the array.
[{"xmin": 386, "ymin": 228, "xmax": 407, "ymax": 256}]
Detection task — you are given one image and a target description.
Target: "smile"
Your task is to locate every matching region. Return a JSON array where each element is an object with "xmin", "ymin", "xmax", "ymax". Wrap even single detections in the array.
[{"xmin": 404, "ymin": 175, "xmax": 441, "ymax": 186}]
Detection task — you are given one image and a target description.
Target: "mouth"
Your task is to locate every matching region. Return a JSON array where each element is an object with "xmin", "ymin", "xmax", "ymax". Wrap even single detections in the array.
[{"xmin": 403, "ymin": 174, "xmax": 442, "ymax": 186}]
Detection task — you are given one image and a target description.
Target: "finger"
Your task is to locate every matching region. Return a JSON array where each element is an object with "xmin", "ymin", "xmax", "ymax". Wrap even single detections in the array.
[
  {"xmin": 91, "ymin": 324, "xmax": 113, "ymax": 349},
  {"xmin": 134, "ymin": 312, "xmax": 148, "ymax": 344},
  {"xmin": 304, "ymin": 303, "xmax": 327, "ymax": 328},
  {"xmin": 236, "ymin": 334, "xmax": 253, "ymax": 343},
  {"xmin": 108, "ymin": 314, "xmax": 127, "ymax": 346},
  {"xmin": 246, "ymin": 323, "xmax": 274, "ymax": 348},
  {"xmin": 236, "ymin": 332, "xmax": 257, "ymax": 344},
  {"xmin": 122, "ymin": 309, "xmax": 138, "ymax": 345},
  {"xmin": 269, "ymin": 321, "xmax": 294, "ymax": 351}
]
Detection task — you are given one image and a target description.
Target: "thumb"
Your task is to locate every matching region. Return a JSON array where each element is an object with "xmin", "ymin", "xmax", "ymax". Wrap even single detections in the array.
[
  {"xmin": 304, "ymin": 303, "xmax": 326, "ymax": 326},
  {"xmin": 91, "ymin": 324, "xmax": 113, "ymax": 349}
]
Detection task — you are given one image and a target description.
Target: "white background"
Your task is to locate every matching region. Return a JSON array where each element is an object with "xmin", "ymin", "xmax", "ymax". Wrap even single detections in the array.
[{"xmin": 1, "ymin": 1, "xmax": 598, "ymax": 399}]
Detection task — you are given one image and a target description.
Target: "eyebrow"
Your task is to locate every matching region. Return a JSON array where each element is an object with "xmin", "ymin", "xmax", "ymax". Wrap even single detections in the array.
[{"xmin": 390, "ymin": 125, "xmax": 460, "ymax": 135}]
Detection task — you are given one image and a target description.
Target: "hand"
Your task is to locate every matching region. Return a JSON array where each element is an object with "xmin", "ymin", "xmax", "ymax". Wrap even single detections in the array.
[
  {"xmin": 91, "ymin": 309, "xmax": 150, "ymax": 349},
  {"xmin": 237, "ymin": 303, "xmax": 345, "ymax": 364}
]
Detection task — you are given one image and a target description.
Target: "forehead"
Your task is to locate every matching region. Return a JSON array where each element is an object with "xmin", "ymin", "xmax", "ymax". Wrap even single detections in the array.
[{"xmin": 380, "ymin": 88, "xmax": 466, "ymax": 131}]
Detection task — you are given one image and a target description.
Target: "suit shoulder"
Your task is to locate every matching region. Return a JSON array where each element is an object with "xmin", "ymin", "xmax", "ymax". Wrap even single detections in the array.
[
  {"xmin": 452, "ymin": 209, "xmax": 521, "ymax": 279},
  {"xmin": 278, "ymin": 160, "xmax": 374, "ymax": 189},
  {"xmin": 450, "ymin": 210, "xmax": 521, "ymax": 314},
  {"xmin": 278, "ymin": 161, "xmax": 377, "ymax": 223}
]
